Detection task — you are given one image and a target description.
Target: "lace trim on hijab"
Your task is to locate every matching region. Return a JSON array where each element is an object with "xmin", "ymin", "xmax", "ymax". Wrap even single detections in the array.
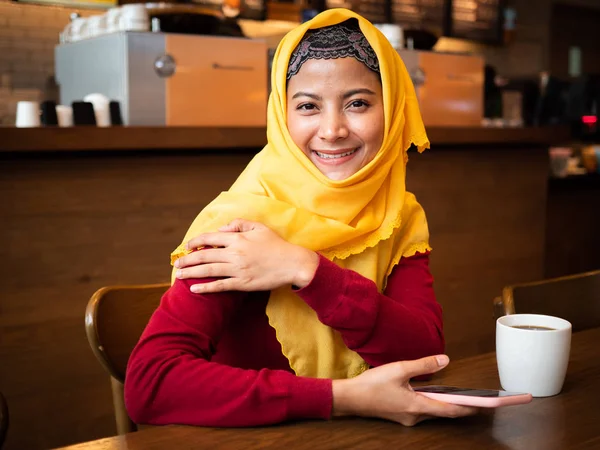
[{"xmin": 286, "ymin": 19, "xmax": 380, "ymax": 79}]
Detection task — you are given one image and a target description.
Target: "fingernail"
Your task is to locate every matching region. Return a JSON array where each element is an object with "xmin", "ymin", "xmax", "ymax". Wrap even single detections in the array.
[
  {"xmin": 174, "ymin": 259, "xmax": 180, "ymax": 268},
  {"xmin": 436, "ymin": 355, "xmax": 449, "ymax": 366},
  {"xmin": 175, "ymin": 269, "xmax": 183, "ymax": 278},
  {"xmin": 190, "ymin": 285, "xmax": 201, "ymax": 293}
]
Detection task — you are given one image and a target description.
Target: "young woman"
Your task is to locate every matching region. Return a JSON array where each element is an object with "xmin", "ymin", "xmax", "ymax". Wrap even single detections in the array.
[{"xmin": 125, "ymin": 9, "xmax": 477, "ymax": 427}]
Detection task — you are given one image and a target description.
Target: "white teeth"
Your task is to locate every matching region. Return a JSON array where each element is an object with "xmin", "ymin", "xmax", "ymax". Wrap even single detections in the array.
[{"xmin": 315, "ymin": 149, "xmax": 358, "ymax": 159}]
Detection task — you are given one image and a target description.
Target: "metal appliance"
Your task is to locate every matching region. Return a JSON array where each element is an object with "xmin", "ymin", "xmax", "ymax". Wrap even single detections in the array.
[
  {"xmin": 55, "ymin": 32, "xmax": 268, "ymax": 126},
  {"xmin": 399, "ymin": 49, "xmax": 484, "ymax": 127}
]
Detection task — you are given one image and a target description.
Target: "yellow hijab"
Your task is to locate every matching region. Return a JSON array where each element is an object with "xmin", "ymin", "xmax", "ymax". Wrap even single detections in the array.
[{"xmin": 171, "ymin": 8, "xmax": 431, "ymax": 379}]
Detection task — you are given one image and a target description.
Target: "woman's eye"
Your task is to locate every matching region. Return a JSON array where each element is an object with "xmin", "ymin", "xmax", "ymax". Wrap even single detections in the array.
[
  {"xmin": 297, "ymin": 103, "xmax": 317, "ymax": 111},
  {"xmin": 349, "ymin": 100, "xmax": 369, "ymax": 109}
]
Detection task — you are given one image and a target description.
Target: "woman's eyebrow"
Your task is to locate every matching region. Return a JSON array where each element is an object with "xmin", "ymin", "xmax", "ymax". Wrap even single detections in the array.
[
  {"xmin": 291, "ymin": 92, "xmax": 321, "ymax": 100},
  {"xmin": 342, "ymin": 88, "xmax": 376, "ymax": 99},
  {"xmin": 292, "ymin": 88, "xmax": 376, "ymax": 100}
]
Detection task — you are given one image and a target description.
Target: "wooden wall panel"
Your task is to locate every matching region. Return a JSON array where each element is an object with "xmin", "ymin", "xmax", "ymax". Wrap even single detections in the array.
[
  {"xmin": 544, "ymin": 176, "xmax": 600, "ymax": 278},
  {"xmin": 406, "ymin": 147, "xmax": 549, "ymax": 358}
]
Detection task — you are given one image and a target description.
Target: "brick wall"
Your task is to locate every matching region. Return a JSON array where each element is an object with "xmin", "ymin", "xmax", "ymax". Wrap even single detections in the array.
[
  {"xmin": 0, "ymin": 1, "xmax": 96, "ymax": 88},
  {"xmin": 0, "ymin": 0, "xmax": 94, "ymax": 124}
]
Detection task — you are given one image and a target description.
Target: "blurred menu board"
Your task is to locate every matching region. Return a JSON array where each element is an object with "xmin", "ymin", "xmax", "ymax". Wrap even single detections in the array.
[
  {"xmin": 240, "ymin": 0, "xmax": 266, "ymax": 20},
  {"xmin": 325, "ymin": 0, "xmax": 501, "ymax": 44},
  {"xmin": 196, "ymin": 0, "xmax": 266, "ymax": 20},
  {"xmin": 327, "ymin": 0, "xmax": 388, "ymax": 24},
  {"xmin": 16, "ymin": 0, "xmax": 115, "ymax": 8},
  {"xmin": 450, "ymin": 0, "xmax": 502, "ymax": 42},
  {"xmin": 355, "ymin": 0, "xmax": 388, "ymax": 23},
  {"xmin": 391, "ymin": 0, "xmax": 446, "ymax": 36}
]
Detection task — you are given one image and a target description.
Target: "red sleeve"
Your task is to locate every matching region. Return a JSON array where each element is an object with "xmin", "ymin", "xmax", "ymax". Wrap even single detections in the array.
[
  {"xmin": 124, "ymin": 278, "xmax": 332, "ymax": 427},
  {"xmin": 295, "ymin": 252, "xmax": 444, "ymax": 366}
]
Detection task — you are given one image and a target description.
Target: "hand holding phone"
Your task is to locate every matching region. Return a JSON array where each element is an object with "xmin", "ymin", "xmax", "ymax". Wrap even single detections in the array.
[{"xmin": 413, "ymin": 385, "xmax": 533, "ymax": 408}]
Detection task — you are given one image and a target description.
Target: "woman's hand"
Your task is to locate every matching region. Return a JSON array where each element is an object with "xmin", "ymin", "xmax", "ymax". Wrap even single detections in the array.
[
  {"xmin": 174, "ymin": 219, "xmax": 319, "ymax": 294},
  {"xmin": 332, "ymin": 355, "xmax": 478, "ymax": 426}
]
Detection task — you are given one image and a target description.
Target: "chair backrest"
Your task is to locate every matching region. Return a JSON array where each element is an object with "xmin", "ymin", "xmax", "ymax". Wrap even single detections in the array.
[
  {"xmin": 0, "ymin": 391, "xmax": 8, "ymax": 449},
  {"xmin": 85, "ymin": 283, "xmax": 170, "ymax": 434},
  {"xmin": 494, "ymin": 270, "xmax": 600, "ymax": 332}
]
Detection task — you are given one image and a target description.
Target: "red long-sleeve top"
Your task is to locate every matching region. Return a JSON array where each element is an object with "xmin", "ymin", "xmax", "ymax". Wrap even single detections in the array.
[{"xmin": 124, "ymin": 252, "xmax": 443, "ymax": 427}]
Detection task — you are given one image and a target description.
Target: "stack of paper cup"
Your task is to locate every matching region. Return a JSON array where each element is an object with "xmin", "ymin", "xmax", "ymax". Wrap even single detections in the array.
[{"xmin": 16, "ymin": 101, "xmax": 41, "ymax": 128}]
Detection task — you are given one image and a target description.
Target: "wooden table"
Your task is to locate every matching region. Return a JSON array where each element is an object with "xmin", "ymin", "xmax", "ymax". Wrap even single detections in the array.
[{"xmin": 56, "ymin": 328, "xmax": 600, "ymax": 450}]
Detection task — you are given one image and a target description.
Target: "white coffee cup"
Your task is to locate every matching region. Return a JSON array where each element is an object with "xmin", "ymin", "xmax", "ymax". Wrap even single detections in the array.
[
  {"xmin": 105, "ymin": 7, "xmax": 122, "ymax": 34},
  {"xmin": 87, "ymin": 15, "xmax": 106, "ymax": 39},
  {"xmin": 16, "ymin": 101, "xmax": 41, "ymax": 127},
  {"xmin": 496, "ymin": 314, "xmax": 571, "ymax": 397},
  {"xmin": 120, "ymin": 4, "xmax": 149, "ymax": 32},
  {"xmin": 69, "ymin": 17, "xmax": 87, "ymax": 42}
]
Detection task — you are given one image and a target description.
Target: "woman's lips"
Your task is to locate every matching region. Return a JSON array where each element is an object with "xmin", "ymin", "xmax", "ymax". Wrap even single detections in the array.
[{"xmin": 312, "ymin": 148, "xmax": 360, "ymax": 165}]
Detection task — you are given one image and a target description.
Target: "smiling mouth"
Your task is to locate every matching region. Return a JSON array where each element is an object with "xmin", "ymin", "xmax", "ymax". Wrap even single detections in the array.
[{"xmin": 313, "ymin": 148, "xmax": 359, "ymax": 159}]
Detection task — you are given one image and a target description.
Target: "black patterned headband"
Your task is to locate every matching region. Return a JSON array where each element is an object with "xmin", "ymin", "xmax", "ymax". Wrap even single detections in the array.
[{"xmin": 287, "ymin": 19, "xmax": 380, "ymax": 80}]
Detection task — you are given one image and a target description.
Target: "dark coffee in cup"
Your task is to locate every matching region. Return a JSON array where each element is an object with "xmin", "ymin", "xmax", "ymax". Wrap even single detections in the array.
[{"xmin": 511, "ymin": 325, "xmax": 556, "ymax": 331}]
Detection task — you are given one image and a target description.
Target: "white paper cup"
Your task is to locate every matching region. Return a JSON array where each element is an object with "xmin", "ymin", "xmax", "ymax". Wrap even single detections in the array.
[
  {"xmin": 83, "ymin": 93, "xmax": 111, "ymax": 127},
  {"xmin": 16, "ymin": 101, "xmax": 41, "ymax": 128},
  {"xmin": 374, "ymin": 23, "xmax": 404, "ymax": 49},
  {"xmin": 56, "ymin": 105, "xmax": 73, "ymax": 127},
  {"xmin": 496, "ymin": 314, "xmax": 571, "ymax": 397}
]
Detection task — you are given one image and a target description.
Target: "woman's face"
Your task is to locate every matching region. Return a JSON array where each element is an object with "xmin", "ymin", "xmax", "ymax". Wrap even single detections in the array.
[{"xmin": 286, "ymin": 57, "xmax": 384, "ymax": 181}]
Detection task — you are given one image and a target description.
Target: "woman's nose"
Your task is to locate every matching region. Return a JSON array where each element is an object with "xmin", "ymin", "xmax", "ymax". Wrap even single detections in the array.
[{"xmin": 317, "ymin": 111, "xmax": 349, "ymax": 142}]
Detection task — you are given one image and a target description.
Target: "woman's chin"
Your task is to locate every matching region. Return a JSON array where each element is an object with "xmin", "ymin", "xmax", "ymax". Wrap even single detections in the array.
[
  {"xmin": 310, "ymin": 155, "xmax": 363, "ymax": 181},
  {"xmin": 318, "ymin": 166, "xmax": 359, "ymax": 181}
]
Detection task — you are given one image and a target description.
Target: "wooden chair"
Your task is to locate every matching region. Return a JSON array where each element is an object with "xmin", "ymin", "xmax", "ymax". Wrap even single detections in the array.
[
  {"xmin": 85, "ymin": 283, "xmax": 170, "ymax": 435},
  {"xmin": 0, "ymin": 392, "xmax": 8, "ymax": 449},
  {"xmin": 493, "ymin": 270, "xmax": 600, "ymax": 332}
]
